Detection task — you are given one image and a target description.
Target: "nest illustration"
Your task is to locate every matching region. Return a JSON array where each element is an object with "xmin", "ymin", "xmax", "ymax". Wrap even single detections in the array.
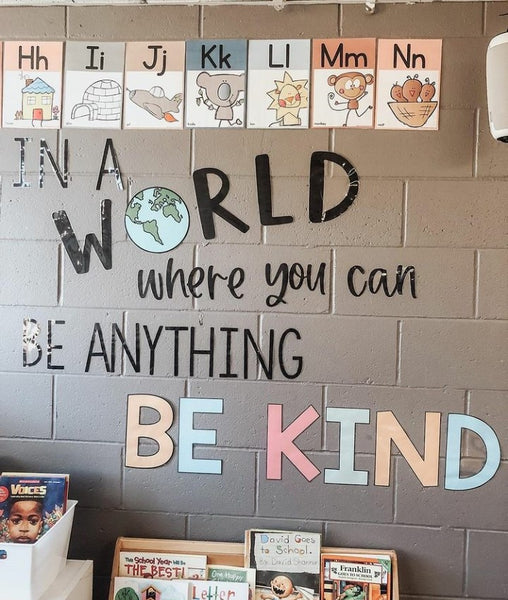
[{"xmin": 388, "ymin": 101, "xmax": 438, "ymax": 128}]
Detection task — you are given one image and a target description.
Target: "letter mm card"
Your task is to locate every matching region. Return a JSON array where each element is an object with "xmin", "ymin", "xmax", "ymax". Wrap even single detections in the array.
[
  {"xmin": 124, "ymin": 42, "xmax": 185, "ymax": 129},
  {"xmin": 247, "ymin": 39, "xmax": 311, "ymax": 129},
  {"xmin": 185, "ymin": 39, "xmax": 247, "ymax": 128},
  {"xmin": 2, "ymin": 41, "xmax": 63, "ymax": 128},
  {"xmin": 375, "ymin": 39, "xmax": 442, "ymax": 130},
  {"xmin": 311, "ymin": 39, "xmax": 376, "ymax": 128},
  {"xmin": 63, "ymin": 41, "xmax": 125, "ymax": 129}
]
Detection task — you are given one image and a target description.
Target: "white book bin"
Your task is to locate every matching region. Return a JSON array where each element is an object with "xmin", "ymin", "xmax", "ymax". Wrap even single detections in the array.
[{"xmin": 0, "ymin": 499, "xmax": 77, "ymax": 600}]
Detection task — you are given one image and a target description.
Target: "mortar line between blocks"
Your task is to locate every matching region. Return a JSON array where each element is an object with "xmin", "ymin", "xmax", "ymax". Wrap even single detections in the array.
[
  {"xmin": 473, "ymin": 249, "xmax": 480, "ymax": 318},
  {"xmin": 57, "ymin": 243, "xmax": 63, "ymax": 305},
  {"xmin": 396, "ymin": 319, "xmax": 403, "ymax": 386},
  {"xmin": 51, "ymin": 375, "xmax": 57, "ymax": 440},
  {"xmin": 402, "ymin": 180, "xmax": 409, "ymax": 247},
  {"xmin": 463, "ymin": 529, "xmax": 470, "ymax": 596},
  {"xmin": 473, "ymin": 108, "xmax": 480, "ymax": 178}
]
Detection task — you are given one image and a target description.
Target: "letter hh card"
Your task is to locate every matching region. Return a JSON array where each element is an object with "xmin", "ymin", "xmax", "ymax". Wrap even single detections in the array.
[
  {"xmin": 2, "ymin": 41, "xmax": 63, "ymax": 128},
  {"xmin": 185, "ymin": 39, "xmax": 247, "ymax": 128},
  {"xmin": 124, "ymin": 42, "xmax": 185, "ymax": 129},
  {"xmin": 375, "ymin": 39, "xmax": 442, "ymax": 130},
  {"xmin": 247, "ymin": 39, "xmax": 311, "ymax": 129},
  {"xmin": 311, "ymin": 39, "xmax": 376, "ymax": 129},
  {"xmin": 63, "ymin": 42, "xmax": 125, "ymax": 129}
]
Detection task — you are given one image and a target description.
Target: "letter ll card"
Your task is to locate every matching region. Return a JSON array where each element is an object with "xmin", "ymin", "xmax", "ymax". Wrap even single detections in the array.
[
  {"xmin": 247, "ymin": 40, "xmax": 311, "ymax": 129},
  {"xmin": 375, "ymin": 39, "xmax": 442, "ymax": 130}
]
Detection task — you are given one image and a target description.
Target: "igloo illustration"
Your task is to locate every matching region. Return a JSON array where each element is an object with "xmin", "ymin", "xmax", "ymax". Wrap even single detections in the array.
[{"xmin": 71, "ymin": 79, "xmax": 122, "ymax": 121}]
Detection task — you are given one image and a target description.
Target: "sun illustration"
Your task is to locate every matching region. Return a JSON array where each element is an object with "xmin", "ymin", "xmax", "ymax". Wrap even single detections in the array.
[{"xmin": 267, "ymin": 71, "xmax": 309, "ymax": 126}]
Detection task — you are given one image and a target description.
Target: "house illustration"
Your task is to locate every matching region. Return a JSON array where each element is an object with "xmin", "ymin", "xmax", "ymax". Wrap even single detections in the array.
[
  {"xmin": 21, "ymin": 77, "xmax": 55, "ymax": 122},
  {"xmin": 141, "ymin": 585, "xmax": 161, "ymax": 600}
]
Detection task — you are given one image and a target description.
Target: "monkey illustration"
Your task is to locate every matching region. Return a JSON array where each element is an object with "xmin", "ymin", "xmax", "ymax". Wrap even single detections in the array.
[{"xmin": 327, "ymin": 71, "xmax": 374, "ymax": 127}]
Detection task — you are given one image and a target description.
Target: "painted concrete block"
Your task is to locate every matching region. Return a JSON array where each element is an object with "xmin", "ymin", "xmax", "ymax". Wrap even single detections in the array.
[
  {"xmin": 467, "ymin": 531, "xmax": 508, "ymax": 599},
  {"xmin": 342, "ymin": 2, "xmax": 483, "ymax": 38},
  {"xmin": 202, "ymin": 5, "xmax": 339, "ymax": 39},
  {"xmin": 258, "ymin": 451, "xmax": 394, "ymax": 522},
  {"xmin": 332, "ymin": 110, "xmax": 475, "ymax": 178},
  {"xmin": 0, "ymin": 240, "xmax": 58, "ymax": 306},
  {"xmin": 55, "ymin": 375, "xmax": 185, "ymax": 442},
  {"xmin": 189, "ymin": 515, "xmax": 322, "ymax": 542},
  {"xmin": 334, "ymin": 247, "xmax": 475, "ymax": 317},
  {"xmin": 128, "ymin": 175, "xmax": 263, "ymax": 245},
  {"xmin": 60, "ymin": 129, "xmax": 192, "ymax": 177},
  {"xmin": 0, "ymin": 306, "xmax": 124, "ymax": 375},
  {"xmin": 440, "ymin": 38, "xmax": 488, "ymax": 109},
  {"xmin": 406, "ymin": 179, "xmax": 508, "ymax": 248},
  {"xmin": 62, "ymin": 241, "xmax": 195, "ymax": 310},
  {"xmin": 0, "ymin": 130, "xmax": 58, "ymax": 176},
  {"xmin": 261, "ymin": 314, "xmax": 398, "ymax": 385},
  {"xmin": 395, "ymin": 458, "xmax": 508, "ymax": 530},
  {"xmin": 0, "ymin": 174, "xmax": 127, "ymax": 242},
  {"xmin": 478, "ymin": 250, "xmax": 508, "ymax": 319},
  {"xmin": 325, "ymin": 385, "xmax": 465, "ymax": 456},
  {"xmin": 194, "ymin": 129, "xmax": 330, "ymax": 177},
  {"xmin": 326, "ymin": 521, "xmax": 465, "ymax": 596},
  {"xmin": 67, "ymin": 6, "xmax": 199, "ymax": 40},
  {"xmin": 400, "ymin": 319, "xmax": 508, "ymax": 389},
  {"xmin": 0, "ymin": 439, "xmax": 122, "ymax": 508},
  {"xmin": 468, "ymin": 390, "xmax": 507, "ymax": 460},
  {"xmin": 263, "ymin": 178, "xmax": 404, "ymax": 248},
  {"xmin": 123, "ymin": 309, "xmax": 259, "ymax": 379},
  {"xmin": 70, "ymin": 507, "xmax": 186, "ymax": 576},
  {"xmin": 123, "ymin": 448, "xmax": 256, "ymax": 515},
  {"xmin": 0, "ymin": 373, "xmax": 53, "ymax": 438},
  {"xmin": 188, "ymin": 379, "xmax": 323, "ymax": 450},
  {"xmin": 0, "ymin": 7, "xmax": 66, "ymax": 38},
  {"xmin": 195, "ymin": 244, "xmax": 331, "ymax": 313}
]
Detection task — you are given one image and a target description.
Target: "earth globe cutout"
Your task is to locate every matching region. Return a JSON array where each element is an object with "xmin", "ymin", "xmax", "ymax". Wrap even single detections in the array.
[{"xmin": 125, "ymin": 187, "xmax": 190, "ymax": 253}]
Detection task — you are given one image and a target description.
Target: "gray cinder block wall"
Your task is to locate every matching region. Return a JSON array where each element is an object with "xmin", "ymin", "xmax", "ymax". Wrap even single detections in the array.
[{"xmin": 0, "ymin": 3, "xmax": 507, "ymax": 600}]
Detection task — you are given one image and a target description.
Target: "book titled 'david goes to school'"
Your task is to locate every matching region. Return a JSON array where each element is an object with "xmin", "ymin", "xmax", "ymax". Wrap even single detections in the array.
[{"xmin": 245, "ymin": 530, "xmax": 321, "ymax": 600}]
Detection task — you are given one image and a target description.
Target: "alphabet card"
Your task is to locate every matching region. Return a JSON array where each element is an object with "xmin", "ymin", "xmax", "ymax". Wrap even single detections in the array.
[
  {"xmin": 63, "ymin": 42, "xmax": 125, "ymax": 129},
  {"xmin": 2, "ymin": 41, "xmax": 63, "ymax": 128},
  {"xmin": 311, "ymin": 38, "xmax": 376, "ymax": 128},
  {"xmin": 247, "ymin": 39, "xmax": 311, "ymax": 129},
  {"xmin": 375, "ymin": 39, "xmax": 442, "ymax": 130},
  {"xmin": 185, "ymin": 39, "xmax": 247, "ymax": 128},
  {"xmin": 124, "ymin": 42, "xmax": 185, "ymax": 129}
]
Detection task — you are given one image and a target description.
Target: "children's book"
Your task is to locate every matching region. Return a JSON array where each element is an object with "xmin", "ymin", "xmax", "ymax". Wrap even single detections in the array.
[
  {"xmin": 321, "ymin": 552, "xmax": 392, "ymax": 600},
  {"xmin": 191, "ymin": 580, "xmax": 250, "ymax": 600},
  {"xmin": 206, "ymin": 565, "xmax": 256, "ymax": 600},
  {"xmin": 118, "ymin": 550, "xmax": 207, "ymax": 579},
  {"xmin": 244, "ymin": 530, "xmax": 321, "ymax": 600},
  {"xmin": 114, "ymin": 577, "xmax": 191, "ymax": 600},
  {"xmin": 0, "ymin": 473, "xmax": 69, "ymax": 543}
]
